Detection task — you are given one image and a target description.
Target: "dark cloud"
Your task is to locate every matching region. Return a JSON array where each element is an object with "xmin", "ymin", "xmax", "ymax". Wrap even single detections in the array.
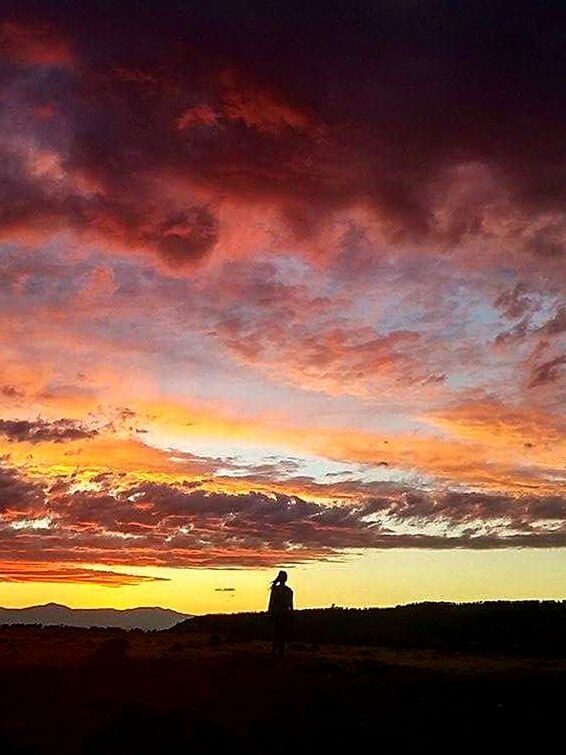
[
  {"xmin": 378, "ymin": 490, "xmax": 566, "ymax": 526},
  {"xmin": 528, "ymin": 354, "xmax": 566, "ymax": 388},
  {"xmin": 1, "ymin": 466, "xmax": 565, "ymax": 573},
  {"xmin": 0, "ymin": 1, "xmax": 564, "ymax": 265},
  {"xmin": 0, "ymin": 464, "xmax": 44, "ymax": 515},
  {"xmin": 542, "ymin": 306, "xmax": 566, "ymax": 336},
  {"xmin": 495, "ymin": 283, "xmax": 540, "ymax": 321},
  {"xmin": 0, "ymin": 417, "xmax": 97, "ymax": 443},
  {"xmin": 0, "ymin": 385, "xmax": 24, "ymax": 398}
]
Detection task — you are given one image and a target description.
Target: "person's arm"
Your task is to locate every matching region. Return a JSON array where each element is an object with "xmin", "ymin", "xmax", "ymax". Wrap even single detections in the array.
[{"xmin": 268, "ymin": 589, "xmax": 274, "ymax": 613}]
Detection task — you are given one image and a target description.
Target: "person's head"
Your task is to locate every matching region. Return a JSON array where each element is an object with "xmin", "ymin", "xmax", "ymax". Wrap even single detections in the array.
[{"xmin": 272, "ymin": 570, "xmax": 288, "ymax": 587}]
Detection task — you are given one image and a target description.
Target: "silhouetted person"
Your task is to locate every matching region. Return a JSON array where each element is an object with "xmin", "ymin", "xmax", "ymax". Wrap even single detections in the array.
[{"xmin": 268, "ymin": 570, "xmax": 293, "ymax": 657}]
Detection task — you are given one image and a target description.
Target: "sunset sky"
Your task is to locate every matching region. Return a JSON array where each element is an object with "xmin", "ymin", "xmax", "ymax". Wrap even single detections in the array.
[{"xmin": 0, "ymin": 0, "xmax": 565, "ymax": 613}]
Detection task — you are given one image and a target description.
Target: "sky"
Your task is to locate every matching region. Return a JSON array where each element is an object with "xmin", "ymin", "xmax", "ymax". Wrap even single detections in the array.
[{"xmin": 0, "ymin": 0, "xmax": 565, "ymax": 613}]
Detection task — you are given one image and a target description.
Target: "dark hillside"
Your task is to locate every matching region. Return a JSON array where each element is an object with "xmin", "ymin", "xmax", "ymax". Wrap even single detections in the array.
[{"xmin": 173, "ymin": 601, "xmax": 566, "ymax": 656}]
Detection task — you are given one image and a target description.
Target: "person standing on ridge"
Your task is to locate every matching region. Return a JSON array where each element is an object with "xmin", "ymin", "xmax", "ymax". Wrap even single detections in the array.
[{"xmin": 268, "ymin": 570, "xmax": 294, "ymax": 657}]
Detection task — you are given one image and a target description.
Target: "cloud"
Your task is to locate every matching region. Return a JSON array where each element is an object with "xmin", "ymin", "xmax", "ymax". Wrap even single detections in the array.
[
  {"xmin": 0, "ymin": 385, "xmax": 24, "ymax": 399},
  {"xmin": 494, "ymin": 283, "xmax": 541, "ymax": 321},
  {"xmin": 0, "ymin": 417, "xmax": 98, "ymax": 443},
  {"xmin": 0, "ymin": 562, "xmax": 167, "ymax": 585},
  {"xmin": 528, "ymin": 354, "xmax": 566, "ymax": 388},
  {"xmin": 542, "ymin": 306, "xmax": 566, "ymax": 336},
  {"xmin": 1, "ymin": 463, "xmax": 565, "ymax": 580},
  {"xmin": 423, "ymin": 400, "xmax": 566, "ymax": 448},
  {"xmin": 0, "ymin": 2, "xmax": 563, "ymax": 586},
  {"xmin": 0, "ymin": 20, "xmax": 74, "ymax": 67},
  {"xmin": 0, "ymin": 465, "xmax": 45, "ymax": 516},
  {"xmin": 0, "ymin": 1, "xmax": 564, "ymax": 267}
]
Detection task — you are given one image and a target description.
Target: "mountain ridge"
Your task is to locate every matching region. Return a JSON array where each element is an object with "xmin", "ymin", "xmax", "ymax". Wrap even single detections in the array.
[{"xmin": 0, "ymin": 603, "xmax": 190, "ymax": 630}]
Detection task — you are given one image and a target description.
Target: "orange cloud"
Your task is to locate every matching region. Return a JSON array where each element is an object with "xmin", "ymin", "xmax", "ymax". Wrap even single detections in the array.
[
  {"xmin": 422, "ymin": 401, "xmax": 566, "ymax": 469},
  {"xmin": 0, "ymin": 562, "xmax": 166, "ymax": 585}
]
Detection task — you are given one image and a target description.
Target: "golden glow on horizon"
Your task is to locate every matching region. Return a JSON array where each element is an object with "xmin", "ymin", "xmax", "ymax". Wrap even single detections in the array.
[{"xmin": 2, "ymin": 550, "xmax": 566, "ymax": 613}]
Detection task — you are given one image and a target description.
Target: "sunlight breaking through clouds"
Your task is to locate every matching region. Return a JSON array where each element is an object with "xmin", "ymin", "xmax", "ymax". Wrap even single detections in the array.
[{"xmin": 0, "ymin": 0, "xmax": 564, "ymax": 602}]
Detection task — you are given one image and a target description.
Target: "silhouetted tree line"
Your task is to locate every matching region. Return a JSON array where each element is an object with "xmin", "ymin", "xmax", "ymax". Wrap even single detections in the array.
[{"xmin": 173, "ymin": 601, "xmax": 566, "ymax": 657}]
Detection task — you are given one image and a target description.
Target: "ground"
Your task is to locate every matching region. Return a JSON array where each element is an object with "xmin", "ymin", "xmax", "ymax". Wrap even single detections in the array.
[{"xmin": 1, "ymin": 626, "xmax": 564, "ymax": 753}]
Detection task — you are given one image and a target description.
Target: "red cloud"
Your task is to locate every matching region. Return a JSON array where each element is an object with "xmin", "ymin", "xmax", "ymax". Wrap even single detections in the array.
[
  {"xmin": 0, "ymin": 2, "xmax": 564, "ymax": 268},
  {"xmin": 221, "ymin": 71, "xmax": 314, "ymax": 134},
  {"xmin": 176, "ymin": 104, "xmax": 218, "ymax": 131},
  {"xmin": 0, "ymin": 562, "xmax": 166, "ymax": 585},
  {"xmin": 0, "ymin": 21, "xmax": 74, "ymax": 67}
]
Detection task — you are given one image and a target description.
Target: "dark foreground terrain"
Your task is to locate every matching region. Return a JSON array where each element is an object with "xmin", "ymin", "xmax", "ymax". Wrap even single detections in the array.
[{"xmin": 1, "ymin": 615, "xmax": 564, "ymax": 754}]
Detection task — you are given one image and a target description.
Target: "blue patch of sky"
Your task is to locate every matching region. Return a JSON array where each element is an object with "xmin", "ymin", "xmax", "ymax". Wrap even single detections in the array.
[{"xmin": 158, "ymin": 433, "xmax": 431, "ymax": 490}]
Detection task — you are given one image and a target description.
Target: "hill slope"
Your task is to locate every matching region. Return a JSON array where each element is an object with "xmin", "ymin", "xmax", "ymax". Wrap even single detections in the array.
[{"xmin": 172, "ymin": 600, "xmax": 566, "ymax": 656}]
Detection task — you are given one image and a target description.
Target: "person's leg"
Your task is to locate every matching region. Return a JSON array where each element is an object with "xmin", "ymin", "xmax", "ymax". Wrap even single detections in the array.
[
  {"xmin": 271, "ymin": 618, "xmax": 280, "ymax": 656},
  {"xmin": 277, "ymin": 618, "xmax": 288, "ymax": 656},
  {"xmin": 280, "ymin": 616, "xmax": 289, "ymax": 656},
  {"xmin": 273, "ymin": 619, "xmax": 287, "ymax": 656}
]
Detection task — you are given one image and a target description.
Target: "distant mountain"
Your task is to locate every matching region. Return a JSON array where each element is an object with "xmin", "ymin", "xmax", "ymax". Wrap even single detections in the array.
[{"xmin": 0, "ymin": 603, "xmax": 190, "ymax": 630}]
